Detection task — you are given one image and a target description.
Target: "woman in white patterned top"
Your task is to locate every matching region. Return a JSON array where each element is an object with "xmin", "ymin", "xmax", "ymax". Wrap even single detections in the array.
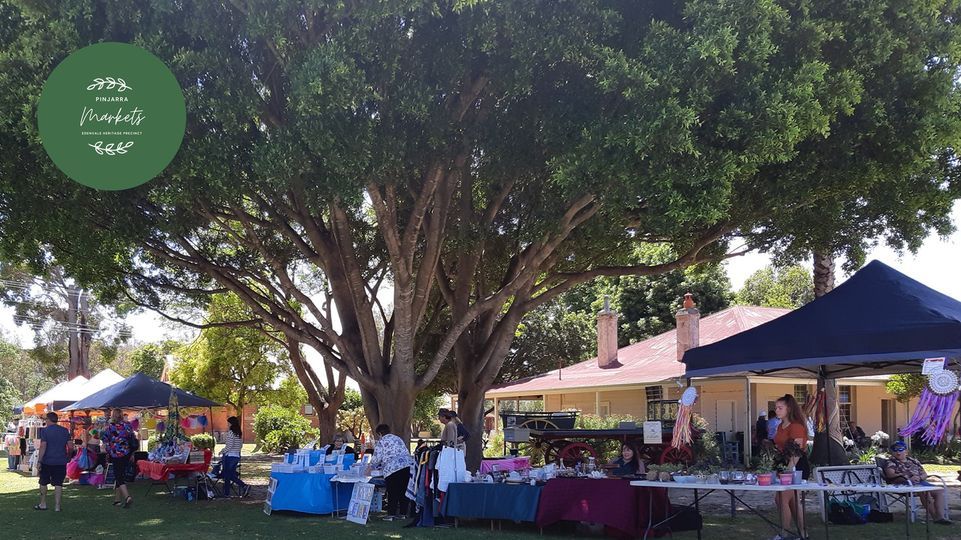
[
  {"xmin": 219, "ymin": 416, "xmax": 250, "ymax": 498},
  {"xmin": 367, "ymin": 424, "xmax": 414, "ymax": 519}
]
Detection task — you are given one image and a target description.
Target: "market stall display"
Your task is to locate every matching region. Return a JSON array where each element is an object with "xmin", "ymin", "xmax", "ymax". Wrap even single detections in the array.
[
  {"xmin": 442, "ymin": 482, "xmax": 542, "ymax": 524},
  {"xmin": 479, "ymin": 456, "xmax": 530, "ymax": 475},
  {"xmin": 535, "ymin": 477, "xmax": 669, "ymax": 537},
  {"xmin": 137, "ymin": 450, "xmax": 212, "ymax": 482},
  {"xmin": 267, "ymin": 450, "xmax": 360, "ymax": 515}
]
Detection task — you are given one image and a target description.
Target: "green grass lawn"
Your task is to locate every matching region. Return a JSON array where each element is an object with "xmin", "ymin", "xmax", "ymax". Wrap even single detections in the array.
[{"xmin": 1, "ymin": 450, "xmax": 957, "ymax": 539}]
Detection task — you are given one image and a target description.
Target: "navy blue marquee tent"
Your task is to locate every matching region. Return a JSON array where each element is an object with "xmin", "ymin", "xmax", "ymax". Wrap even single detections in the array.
[
  {"xmin": 682, "ymin": 260, "xmax": 961, "ymax": 378},
  {"xmin": 61, "ymin": 372, "xmax": 220, "ymax": 411}
]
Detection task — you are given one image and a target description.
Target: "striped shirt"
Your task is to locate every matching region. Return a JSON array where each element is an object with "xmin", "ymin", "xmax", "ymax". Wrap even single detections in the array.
[{"xmin": 223, "ymin": 430, "xmax": 243, "ymax": 457}]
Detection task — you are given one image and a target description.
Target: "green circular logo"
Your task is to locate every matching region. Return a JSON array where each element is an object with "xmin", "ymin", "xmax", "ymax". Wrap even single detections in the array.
[{"xmin": 37, "ymin": 42, "xmax": 186, "ymax": 190}]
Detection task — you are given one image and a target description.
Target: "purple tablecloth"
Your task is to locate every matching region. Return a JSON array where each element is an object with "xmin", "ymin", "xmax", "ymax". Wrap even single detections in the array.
[
  {"xmin": 535, "ymin": 477, "xmax": 669, "ymax": 537},
  {"xmin": 479, "ymin": 457, "xmax": 530, "ymax": 474}
]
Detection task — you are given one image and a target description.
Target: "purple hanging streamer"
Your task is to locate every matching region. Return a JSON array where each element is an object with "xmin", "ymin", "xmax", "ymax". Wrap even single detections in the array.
[{"xmin": 900, "ymin": 388, "xmax": 959, "ymax": 446}]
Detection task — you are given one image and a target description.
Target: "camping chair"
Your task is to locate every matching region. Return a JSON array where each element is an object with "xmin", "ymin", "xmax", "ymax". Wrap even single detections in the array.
[
  {"xmin": 875, "ymin": 456, "xmax": 949, "ymax": 523},
  {"xmin": 206, "ymin": 454, "xmax": 249, "ymax": 498},
  {"xmin": 813, "ymin": 464, "xmax": 889, "ymax": 523}
]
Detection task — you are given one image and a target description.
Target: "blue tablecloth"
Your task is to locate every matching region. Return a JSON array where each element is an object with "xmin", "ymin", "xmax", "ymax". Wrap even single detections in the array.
[
  {"xmin": 441, "ymin": 482, "xmax": 542, "ymax": 522},
  {"xmin": 269, "ymin": 472, "xmax": 355, "ymax": 514}
]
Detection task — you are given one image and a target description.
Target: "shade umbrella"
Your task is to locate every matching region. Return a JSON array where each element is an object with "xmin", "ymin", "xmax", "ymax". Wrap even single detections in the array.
[
  {"xmin": 61, "ymin": 372, "xmax": 220, "ymax": 410},
  {"xmin": 682, "ymin": 260, "xmax": 961, "ymax": 378},
  {"xmin": 682, "ymin": 260, "xmax": 961, "ymax": 464}
]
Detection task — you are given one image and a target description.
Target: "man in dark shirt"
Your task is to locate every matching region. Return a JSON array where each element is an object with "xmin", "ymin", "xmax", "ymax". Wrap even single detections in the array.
[{"xmin": 36, "ymin": 411, "xmax": 72, "ymax": 511}]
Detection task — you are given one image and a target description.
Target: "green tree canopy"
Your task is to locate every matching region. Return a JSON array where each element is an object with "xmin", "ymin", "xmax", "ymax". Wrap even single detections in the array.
[
  {"xmin": 128, "ymin": 341, "xmax": 180, "ymax": 379},
  {"xmin": 170, "ymin": 293, "xmax": 287, "ymax": 414},
  {"xmin": 886, "ymin": 373, "xmax": 928, "ymax": 404},
  {"xmin": 736, "ymin": 264, "xmax": 815, "ymax": 308},
  {"xmin": 0, "ymin": 2, "xmax": 959, "ymax": 467},
  {"xmin": 0, "ymin": 334, "xmax": 53, "ymax": 403},
  {"xmin": 0, "ymin": 377, "xmax": 18, "ymax": 426},
  {"xmin": 260, "ymin": 375, "xmax": 309, "ymax": 412}
]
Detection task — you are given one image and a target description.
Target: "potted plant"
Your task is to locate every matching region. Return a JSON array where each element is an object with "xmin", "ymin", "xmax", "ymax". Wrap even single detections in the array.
[
  {"xmin": 781, "ymin": 440, "xmax": 806, "ymax": 484},
  {"xmin": 755, "ymin": 453, "xmax": 776, "ymax": 486},
  {"xmin": 659, "ymin": 463, "xmax": 680, "ymax": 482},
  {"xmin": 645, "ymin": 464, "xmax": 660, "ymax": 482}
]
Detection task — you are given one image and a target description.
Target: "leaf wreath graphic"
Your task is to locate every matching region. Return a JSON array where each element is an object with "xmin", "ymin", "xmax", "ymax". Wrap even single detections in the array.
[
  {"xmin": 88, "ymin": 141, "xmax": 134, "ymax": 156},
  {"xmin": 86, "ymin": 77, "xmax": 133, "ymax": 92}
]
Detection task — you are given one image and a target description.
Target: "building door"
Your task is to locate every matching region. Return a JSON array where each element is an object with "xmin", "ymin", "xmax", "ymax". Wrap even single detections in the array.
[
  {"xmin": 716, "ymin": 400, "xmax": 737, "ymax": 434},
  {"xmin": 881, "ymin": 399, "xmax": 896, "ymax": 439}
]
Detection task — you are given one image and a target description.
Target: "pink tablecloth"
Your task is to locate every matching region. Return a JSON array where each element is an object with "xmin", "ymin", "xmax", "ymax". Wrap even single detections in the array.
[
  {"xmin": 535, "ymin": 477, "xmax": 669, "ymax": 537},
  {"xmin": 137, "ymin": 460, "xmax": 208, "ymax": 481},
  {"xmin": 479, "ymin": 456, "xmax": 530, "ymax": 474}
]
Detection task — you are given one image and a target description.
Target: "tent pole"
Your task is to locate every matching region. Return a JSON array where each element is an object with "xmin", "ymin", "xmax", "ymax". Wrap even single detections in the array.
[{"xmin": 744, "ymin": 377, "xmax": 752, "ymax": 467}]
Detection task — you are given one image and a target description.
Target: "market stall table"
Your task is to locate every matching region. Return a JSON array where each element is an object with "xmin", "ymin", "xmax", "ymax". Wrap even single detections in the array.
[
  {"xmin": 536, "ymin": 477, "xmax": 669, "ymax": 537},
  {"xmin": 137, "ymin": 450, "xmax": 211, "ymax": 497},
  {"xmin": 442, "ymin": 482, "xmax": 542, "ymax": 527},
  {"xmin": 630, "ymin": 479, "xmax": 800, "ymax": 540},
  {"xmin": 269, "ymin": 471, "xmax": 355, "ymax": 515}
]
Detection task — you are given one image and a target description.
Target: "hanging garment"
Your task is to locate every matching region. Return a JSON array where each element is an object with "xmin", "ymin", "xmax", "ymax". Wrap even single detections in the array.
[{"xmin": 436, "ymin": 446, "xmax": 467, "ymax": 493}]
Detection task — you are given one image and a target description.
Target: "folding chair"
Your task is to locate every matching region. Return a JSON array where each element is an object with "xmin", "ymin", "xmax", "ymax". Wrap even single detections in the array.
[{"xmin": 814, "ymin": 464, "xmax": 888, "ymax": 522}]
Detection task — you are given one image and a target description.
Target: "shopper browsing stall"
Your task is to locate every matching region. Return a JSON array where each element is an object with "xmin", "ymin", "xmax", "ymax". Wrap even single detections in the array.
[
  {"xmin": 366, "ymin": 424, "xmax": 414, "ymax": 521},
  {"xmin": 102, "ymin": 408, "xmax": 135, "ymax": 508},
  {"xmin": 438, "ymin": 409, "xmax": 458, "ymax": 447},
  {"xmin": 220, "ymin": 416, "xmax": 251, "ymax": 498},
  {"xmin": 35, "ymin": 412, "xmax": 72, "ymax": 512}
]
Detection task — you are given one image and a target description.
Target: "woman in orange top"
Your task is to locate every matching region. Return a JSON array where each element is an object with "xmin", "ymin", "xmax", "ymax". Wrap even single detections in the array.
[{"xmin": 772, "ymin": 394, "xmax": 809, "ymax": 540}]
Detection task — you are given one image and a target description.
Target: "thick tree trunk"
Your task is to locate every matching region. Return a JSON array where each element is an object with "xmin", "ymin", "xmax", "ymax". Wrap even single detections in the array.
[
  {"xmin": 66, "ymin": 287, "xmax": 82, "ymax": 380},
  {"xmin": 362, "ymin": 385, "xmax": 416, "ymax": 444},
  {"xmin": 78, "ymin": 290, "xmax": 92, "ymax": 379},
  {"xmin": 813, "ymin": 252, "xmax": 835, "ymax": 297},
  {"xmin": 316, "ymin": 404, "xmax": 338, "ymax": 442},
  {"xmin": 457, "ymin": 384, "xmax": 488, "ymax": 472},
  {"xmin": 811, "ymin": 251, "xmax": 847, "ymax": 465},
  {"xmin": 453, "ymin": 304, "xmax": 527, "ymax": 471}
]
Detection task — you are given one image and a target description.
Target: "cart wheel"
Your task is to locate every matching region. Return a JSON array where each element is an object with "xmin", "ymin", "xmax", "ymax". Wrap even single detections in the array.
[
  {"xmin": 519, "ymin": 419, "xmax": 559, "ymax": 431},
  {"xmin": 557, "ymin": 442, "xmax": 598, "ymax": 467},
  {"xmin": 658, "ymin": 445, "xmax": 694, "ymax": 465},
  {"xmin": 543, "ymin": 440, "xmax": 568, "ymax": 465}
]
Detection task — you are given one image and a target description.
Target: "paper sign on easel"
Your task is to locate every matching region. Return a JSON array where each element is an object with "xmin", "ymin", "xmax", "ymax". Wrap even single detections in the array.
[
  {"xmin": 922, "ymin": 357, "xmax": 946, "ymax": 375},
  {"xmin": 346, "ymin": 482, "xmax": 375, "ymax": 525},
  {"xmin": 643, "ymin": 421, "xmax": 662, "ymax": 444}
]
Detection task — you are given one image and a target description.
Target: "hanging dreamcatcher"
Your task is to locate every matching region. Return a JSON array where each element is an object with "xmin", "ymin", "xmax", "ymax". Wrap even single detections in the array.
[
  {"xmin": 671, "ymin": 387, "xmax": 698, "ymax": 449},
  {"xmin": 804, "ymin": 388, "xmax": 828, "ymax": 433},
  {"xmin": 900, "ymin": 369, "xmax": 960, "ymax": 446}
]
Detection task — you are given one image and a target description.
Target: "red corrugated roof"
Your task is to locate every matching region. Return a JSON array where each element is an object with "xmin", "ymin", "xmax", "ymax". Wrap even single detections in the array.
[{"xmin": 488, "ymin": 305, "xmax": 790, "ymax": 396}]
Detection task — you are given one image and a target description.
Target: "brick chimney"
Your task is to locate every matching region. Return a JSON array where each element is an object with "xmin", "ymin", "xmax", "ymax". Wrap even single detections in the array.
[
  {"xmin": 597, "ymin": 296, "xmax": 618, "ymax": 368},
  {"xmin": 675, "ymin": 293, "xmax": 700, "ymax": 361}
]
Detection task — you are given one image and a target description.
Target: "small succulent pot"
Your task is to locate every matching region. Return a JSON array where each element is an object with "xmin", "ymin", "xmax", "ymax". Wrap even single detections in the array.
[
  {"xmin": 779, "ymin": 473, "xmax": 794, "ymax": 485},
  {"xmin": 646, "ymin": 470, "xmax": 659, "ymax": 481},
  {"xmin": 659, "ymin": 471, "xmax": 672, "ymax": 482},
  {"xmin": 756, "ymin": 473, "xmax": 773, "ymax": 486}
]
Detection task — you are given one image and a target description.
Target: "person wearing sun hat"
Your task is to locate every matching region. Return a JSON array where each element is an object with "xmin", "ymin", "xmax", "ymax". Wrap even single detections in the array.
[{"xmin": 884, "ymin": 440, "xmax": 952, "ymax": 524}]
